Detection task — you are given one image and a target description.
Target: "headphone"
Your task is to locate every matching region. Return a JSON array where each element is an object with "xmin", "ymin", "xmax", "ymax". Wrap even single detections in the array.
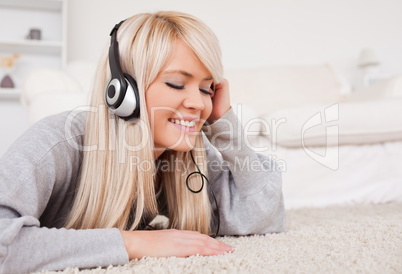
[{"xmin": 105, "ymin": 20, "xmax": 141, "ymax": 121}]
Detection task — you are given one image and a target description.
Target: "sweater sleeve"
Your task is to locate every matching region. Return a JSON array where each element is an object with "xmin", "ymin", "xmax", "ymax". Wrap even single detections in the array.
[
  {"xmin": 0, "ymin": 113, "xmax": 128, "ymax": 273},
  {"xmin": 202, "ymin": 107, "xmax": 286, "ymax": 236}
]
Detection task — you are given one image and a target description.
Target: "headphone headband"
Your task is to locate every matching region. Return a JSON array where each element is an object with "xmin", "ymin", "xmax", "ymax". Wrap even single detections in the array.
[
  {"xmin": 110, "ymin": 20, "xmax": 126, "ymax": 37},
  {"xmin": 108, "ymin": 20, "xmax": 127, "ymax": 105}
]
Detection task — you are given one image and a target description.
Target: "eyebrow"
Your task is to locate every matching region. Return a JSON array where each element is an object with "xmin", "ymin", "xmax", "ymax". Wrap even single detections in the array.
[{"xmin": 162, "ymin": 70, "xmax": 213, "ymax": 81}]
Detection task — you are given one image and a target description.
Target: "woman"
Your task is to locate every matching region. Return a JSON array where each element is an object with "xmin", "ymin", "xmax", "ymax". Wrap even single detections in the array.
[{"xmin": 0, "ymin": 11, "xmax": 285, "ymax": 272}]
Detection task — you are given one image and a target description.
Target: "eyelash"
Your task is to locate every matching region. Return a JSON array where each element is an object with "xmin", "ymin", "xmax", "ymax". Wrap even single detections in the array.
[{"xmin": 166, "ymin": 82, "xmax": 213, "ymax": 95}]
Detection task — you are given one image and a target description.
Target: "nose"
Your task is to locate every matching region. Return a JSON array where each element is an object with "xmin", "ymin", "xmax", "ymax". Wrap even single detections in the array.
[{"xmin": 183, "ymin": 88, "xmax": 205, "ymax": 111}]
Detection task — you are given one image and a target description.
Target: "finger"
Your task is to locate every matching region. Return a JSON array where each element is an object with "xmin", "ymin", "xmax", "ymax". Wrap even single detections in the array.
[
  {"xmin": 215, "ymin": 78, "xmax": 228, "ymax": 90},
  {"xmin": 181, "ymin": 245, "xmax": 229, "ymax": 257},
  {"xmin": 193, "ymin": 239, "xmax": 232, "ymax": 253},
  {"xmin": 181, "ymin": 233, "xmax": 232, "ymax": 252},
  {"xmin": 172, "ymin": 229, "xmax": 232, "ymax": 250},
  {"xmin": 217, "ymin": 240, "xmax": 232, "ymax": 251},
  {"xmin": 197, "ymin": 234, "xmax": 231, "ymax": 250}
]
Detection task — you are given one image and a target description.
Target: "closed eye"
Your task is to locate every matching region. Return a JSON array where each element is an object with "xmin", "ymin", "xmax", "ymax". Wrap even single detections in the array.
[
  {"xmin": 200, "ymin": 89, "xmax": 213, "ymax": 95},
  {"xmin": 166, "ymin": 82, "xmax": 213, "ymax": 96},
  {"xmin": 166, "ymin": 82, "xmax": 184, "ymax": 90}
]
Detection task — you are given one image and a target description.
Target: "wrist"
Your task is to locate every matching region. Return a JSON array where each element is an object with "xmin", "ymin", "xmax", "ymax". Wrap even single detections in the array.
[
  {"xmin": 120, "ymin": 230, "xmax": 148, "ymax": 260},
  {"xmin": 120, "ymin": 230, "xmax": 136, "ymax": 260},
  {"xmin": 207, "ymin": 106, "xmax": 232, "ymax": 125}
]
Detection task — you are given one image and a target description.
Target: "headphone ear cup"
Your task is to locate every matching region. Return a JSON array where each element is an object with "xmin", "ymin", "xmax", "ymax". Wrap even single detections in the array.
[
  {"xmin": 120, "ymin": 73, "xmax": 140, "ymax": 120},
  {"xmin": 124, "ymin": 73, "xmax": 138, "ymax": 95},
  {"xmin": 105, "ymin": 77, "xmax": 122, "ymax": 108},
  {"xmin": 104, "ymin": 74, "xmax": 140, "ymax": 120}
]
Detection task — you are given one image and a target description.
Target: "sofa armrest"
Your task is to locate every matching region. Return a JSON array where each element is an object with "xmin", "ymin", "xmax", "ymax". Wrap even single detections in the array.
[
  {"xmin": 21, "ymin": 61, "xmax": 96, "ymax": 124},
  {"xmin": 341, "ymin": 74, "xmax": 402, "ymax": 102},
  {"xmin": 21, "ymin": 68, "xmax": 82, "ymax": 107},
  {"xmin": 260, "ymin": 98, "xmax": 402, "ymax": 148},
  {"xmin": 26, "ymin": 93, "xmax": 87, "ymax": 124}
]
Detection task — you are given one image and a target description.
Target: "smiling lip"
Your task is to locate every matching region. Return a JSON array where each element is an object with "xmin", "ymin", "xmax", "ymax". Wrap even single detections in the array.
[
  {"xmin": 168, "ymin": 117, "xmax": 198, "ymax": 133},
  {"xmin": 169, "ymin": 116, "xmax": 200, "ymax": 122}
]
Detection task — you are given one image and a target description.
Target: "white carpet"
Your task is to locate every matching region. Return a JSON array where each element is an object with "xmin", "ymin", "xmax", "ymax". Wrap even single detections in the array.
[{"xmin": 41, "ymin": 203, "xmax": 402, "ymax": 273}]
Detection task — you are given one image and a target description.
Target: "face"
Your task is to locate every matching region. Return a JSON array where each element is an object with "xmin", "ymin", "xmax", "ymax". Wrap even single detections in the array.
[{"xmin": 145, "ymin": 39, "xmax": 214, "ymax": 158}]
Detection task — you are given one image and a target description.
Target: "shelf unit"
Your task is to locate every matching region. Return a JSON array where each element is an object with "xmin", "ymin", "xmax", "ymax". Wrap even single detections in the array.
[
  {"xmin": 0, "ymin": 0, "xmax": 67, "ymax": 100},
  {"xmin": 0, "ymin": 88, "xmax": 22, "ymax": 100}
]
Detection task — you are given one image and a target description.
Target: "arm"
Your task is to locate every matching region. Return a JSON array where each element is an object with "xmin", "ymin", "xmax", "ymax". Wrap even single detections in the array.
[
  {"xmin": 202, "ymin": 100, "xmax": 286, "ymax": 236},
  {"xmin": 0, "ymin": 113, "xmax": 128, "ymax": 273},
  {"xmin": 0, "ymin": 112, "xmax": 232, "ymax": 271}
]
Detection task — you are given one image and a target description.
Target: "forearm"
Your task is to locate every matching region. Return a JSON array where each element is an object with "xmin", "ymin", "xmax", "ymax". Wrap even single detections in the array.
[
  {"xmin": 203, "ymin": 107, "xmax": 269, "ymax": 195},
  {"xmin": 203, "ymin": 107, "xmax": 286, "ymax": 235},
  {"xmin": 0, "ymin": 218, "xmax": 128, "ymax": 273}
]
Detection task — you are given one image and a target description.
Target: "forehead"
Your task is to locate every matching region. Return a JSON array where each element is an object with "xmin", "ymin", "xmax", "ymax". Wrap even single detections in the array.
[{"xmin": 161, "ymin": 40, "xmax": 211, "ymax": 79}]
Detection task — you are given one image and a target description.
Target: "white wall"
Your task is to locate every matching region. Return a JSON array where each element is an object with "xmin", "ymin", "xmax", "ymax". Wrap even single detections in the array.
[
  {"xmin": 68, "ymin": 0, "xmax": 402, "ymax": 90},
  {"xmin": 2, "ymin": 0, "xmax": 401, "ymax": 156}
]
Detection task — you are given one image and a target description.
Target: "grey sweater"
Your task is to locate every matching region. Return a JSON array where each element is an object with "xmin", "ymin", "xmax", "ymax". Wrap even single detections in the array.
[{"xmin": 0, "ymin": 107, "xmax": 285, "ymax": 273}]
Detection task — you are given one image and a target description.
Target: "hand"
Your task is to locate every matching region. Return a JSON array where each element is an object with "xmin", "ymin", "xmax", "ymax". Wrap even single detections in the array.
[
  {"xmin": 207, "ymin": 78, "xmax": 231, "ymax": 125},
  {"xmin": 120, "ymin": 229, "xmax": 232, "ymax": 259}
]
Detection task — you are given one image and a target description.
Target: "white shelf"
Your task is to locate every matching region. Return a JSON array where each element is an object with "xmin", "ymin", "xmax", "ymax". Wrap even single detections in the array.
[
  {"xmin": 0, "ymin": 39, "xmax": 63, "ymax": 55},
  {"xmin": 0, "ymin": 39, "xmax": 62, "ymax": 47},
  {"xmin": 0, "ymin": 0, "xmax": 63, "ymax": 11},
  {"xmin": 0, "ymin": 88, "xmax": 21, "ymax": 100}
]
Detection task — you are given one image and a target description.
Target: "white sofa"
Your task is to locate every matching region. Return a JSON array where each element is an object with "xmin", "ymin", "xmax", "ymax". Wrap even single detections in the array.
[{"xmin": 22, "ymin": 61, "xmax": 402, "ymax": 208}]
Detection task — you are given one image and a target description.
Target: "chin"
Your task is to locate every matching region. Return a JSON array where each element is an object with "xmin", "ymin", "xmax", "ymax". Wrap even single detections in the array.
[
  {"xmin": 165, "ymin": 129, "xmax": 199, "ymax": 151},
  {"xmin": 167, "ymin": 137, "xmax": 197, "ymax": 151},
  {"xmin": 168, "ymin": 143, "xmax": 195, "ymax": 152}
]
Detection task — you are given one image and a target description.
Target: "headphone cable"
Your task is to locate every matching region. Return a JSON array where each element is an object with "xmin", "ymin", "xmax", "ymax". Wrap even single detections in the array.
[
  {"xmin": 187, "ymin": 150, "xmax": 220, "ymax": 238},
  {"xmin": 147, "ymin": 150, "xmax": 221, "ymax": 238}
]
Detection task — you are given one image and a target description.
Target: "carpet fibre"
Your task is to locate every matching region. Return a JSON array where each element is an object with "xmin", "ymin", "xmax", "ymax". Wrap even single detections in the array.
[{"xmin": 41, "ymin": 203, "xmax": 402, "ymax": 273}]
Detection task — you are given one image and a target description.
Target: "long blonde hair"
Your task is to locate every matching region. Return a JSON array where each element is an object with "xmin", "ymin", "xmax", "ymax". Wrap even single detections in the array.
[{"xmin": 65, "ymin": 11, "xmax": 223, "ymax": 235}]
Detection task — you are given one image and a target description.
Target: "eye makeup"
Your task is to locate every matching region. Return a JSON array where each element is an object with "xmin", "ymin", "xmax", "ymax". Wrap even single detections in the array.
[
  {"xmin": 165, "ymin": 82, "xmax": 184, "ymax": 90},
  {"xmin": 165, "ymin": 82, "xmax": 213, "ymax": 95}
]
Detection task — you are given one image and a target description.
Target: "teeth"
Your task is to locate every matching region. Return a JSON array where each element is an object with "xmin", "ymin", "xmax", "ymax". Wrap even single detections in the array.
[{"xmin": 169, "ymin": 118, "xmax": 196, "ymax": 127}]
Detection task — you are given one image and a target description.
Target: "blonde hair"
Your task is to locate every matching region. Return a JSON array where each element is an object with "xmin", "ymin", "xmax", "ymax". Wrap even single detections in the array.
[{"xmin": 65, "ymin": 11, "xmax": 223, "ymax": 235}]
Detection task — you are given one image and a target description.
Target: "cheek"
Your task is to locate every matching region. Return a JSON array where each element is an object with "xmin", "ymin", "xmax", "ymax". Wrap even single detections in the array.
[
  {"xmin": 204, "ymin": 98, "xmax": 213, "ymax": 117},
  {"xmin": 145, "ymin": 88, "xmax": 166, "ymax": 122}
]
